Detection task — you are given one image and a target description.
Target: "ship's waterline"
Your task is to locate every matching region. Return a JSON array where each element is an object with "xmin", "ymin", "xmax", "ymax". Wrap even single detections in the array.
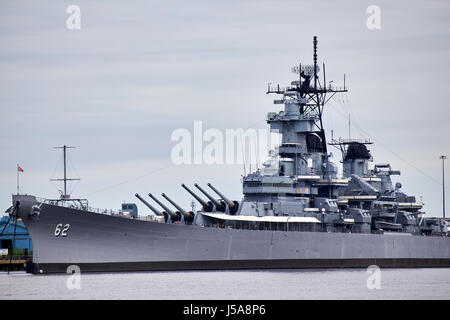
[{"xmin": 10, "ymin": 194, "xmax": 450, "ymax": 274}]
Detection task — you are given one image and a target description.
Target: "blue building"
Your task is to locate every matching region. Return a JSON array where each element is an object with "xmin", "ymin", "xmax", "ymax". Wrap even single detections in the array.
[{"xmin": 0, "ymin": 215, "xmax": 33, "ymax": 255}]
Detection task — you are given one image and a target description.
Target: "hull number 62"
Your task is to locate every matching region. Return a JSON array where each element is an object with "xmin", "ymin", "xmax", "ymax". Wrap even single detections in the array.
[{"xmin": 54, "ymin": 224, "xmax": 70, "ymax": 237}]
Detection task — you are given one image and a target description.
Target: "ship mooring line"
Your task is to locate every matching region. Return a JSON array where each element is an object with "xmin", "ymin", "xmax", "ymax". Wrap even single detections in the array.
[
  {"xmin": 67, "ymin": 154, "xmax": 81, "ymax": 195},
  {"xmin": 329, "ymin": 99, "xmax": 449, "ymax": 192},
  {"xmin": 7, "ymin": 217, "xmax": 17, "ymax": 274},
  {"xmin": 76, "ymin": 117, "xmax": 265, "ymax": 199},
  {"xmin": 0, "ymin": 215, "xmax": 12, "ymax": 238},
  {"xmin": 0, "ymin": 203, "xmax": 18, "ymax": 237},
  {"xmin": 48, "ymin": 152, "xmax": 64, "ymax": 194},
  {"xmin": 80, "ymin": 163, "xmax": 174, "ymax": 197}
]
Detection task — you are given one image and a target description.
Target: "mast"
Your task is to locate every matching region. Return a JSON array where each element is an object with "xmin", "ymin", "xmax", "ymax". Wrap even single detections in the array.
[
  {"xmin": 440, "ymin": 155, "xmax": 447, "ymax": 219},
  {"xmin": 313, "ymin": 36, "xmax": 318, "ymax": 91},
  {"xmin": 50, "ymin": 145, "xmax": 80, "ymax": 200},
  {"xmin": 266, "ymin": 36, "xmax": 348, "ymax": 154},
  {"xmin": 64, "ymin": 145, "xmax": 67, "ymax": 196}
]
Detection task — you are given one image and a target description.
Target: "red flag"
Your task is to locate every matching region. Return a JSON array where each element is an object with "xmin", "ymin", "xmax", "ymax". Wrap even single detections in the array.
[{"xmin": 17, "ymin": 165, "xmax": 24, "ymax": 172}]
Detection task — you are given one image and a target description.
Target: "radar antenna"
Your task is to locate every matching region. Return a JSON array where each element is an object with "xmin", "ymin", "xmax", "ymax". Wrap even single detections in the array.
[{"xmin": 267, "ymin": 36, "xmax": 348, "ymax": 153}]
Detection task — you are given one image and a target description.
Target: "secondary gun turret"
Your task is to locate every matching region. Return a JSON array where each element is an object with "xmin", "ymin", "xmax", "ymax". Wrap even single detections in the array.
[
  {"xmin": 135, "ymin": 193, "xmax": 168, "ymax": 223},
  {"xmin": 194, "ymin": 183, "xmax": 226, "ymax": 212},
  {"xmin": 374, "ymin": 164, "xmax": 400, "ymax": 193},
  {"xmin": 148, "ymin": 193, "xmax": 181, "ymax": 223},
  {"xmin": 207, "ymin": 183, "xmax": 239, "ymax": 215},
  {"xmin": 161, "ymin": 193, "xmax": 195, "ymax": 224},
  {"xmin": 181, "ymin": 184, "xmax": 214, "ymax": 212}
]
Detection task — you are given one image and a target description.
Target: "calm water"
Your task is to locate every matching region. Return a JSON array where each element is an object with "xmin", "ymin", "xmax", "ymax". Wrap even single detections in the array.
[{"xmin": 1, "ymin": 268, "xmax": 450, "ymax": 300}]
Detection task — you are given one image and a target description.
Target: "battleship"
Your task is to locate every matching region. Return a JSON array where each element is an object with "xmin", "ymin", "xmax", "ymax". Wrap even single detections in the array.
[{"xmin": 6, "ymin": 37, "xmax": 450, "ymax": 274}]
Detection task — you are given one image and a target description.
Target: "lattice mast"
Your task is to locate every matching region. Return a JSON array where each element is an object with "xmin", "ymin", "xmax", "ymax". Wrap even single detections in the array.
[{"xmin": 266, "ymin": 36, "xmax": 347, "ymax": 154}]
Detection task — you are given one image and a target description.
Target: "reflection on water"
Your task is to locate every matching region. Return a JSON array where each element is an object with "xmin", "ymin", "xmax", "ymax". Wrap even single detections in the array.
[{"xmin": 1, "ymin": 268, "xmax": 450, "ymax": 300}]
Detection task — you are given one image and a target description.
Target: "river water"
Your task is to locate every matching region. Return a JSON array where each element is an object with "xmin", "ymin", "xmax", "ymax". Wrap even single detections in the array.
[{"xmin": 1, "ymin": 268, "xmax": 450, "ymax": 300}]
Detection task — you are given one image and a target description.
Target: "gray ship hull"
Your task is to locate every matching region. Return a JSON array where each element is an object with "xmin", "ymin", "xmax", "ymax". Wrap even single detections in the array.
[{"xmin": 13, "ymin": 195, "xmax": 450, "ymax": 274}]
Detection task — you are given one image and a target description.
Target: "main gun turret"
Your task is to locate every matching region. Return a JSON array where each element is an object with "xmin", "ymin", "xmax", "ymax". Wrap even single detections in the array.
[
  {"xmin": 135, "ymin": 193, "xmax": 168, "ymax": 223},
  {"xmin": 207, "ymin": 183, "xmax": 239, "ymax": 215},
  {"xmin": 161, "ymin": 193, "xmax": 195, "ymax": 224},
  {"xmin": 194, "ymin": 183, "xmax": 226, "ymax": 212},
  {"xmin": 148, "ymin": 193, "xmax": 181, "ymax": 223},
  {"xmin": 181, "ymin": 184, "xmax": 214, "ymax": 212}
]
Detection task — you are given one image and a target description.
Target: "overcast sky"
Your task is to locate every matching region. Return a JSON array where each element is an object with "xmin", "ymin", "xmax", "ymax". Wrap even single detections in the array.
[{"xmin": 1, "ymin": 0, "xmax": 449, "ymax": 218}]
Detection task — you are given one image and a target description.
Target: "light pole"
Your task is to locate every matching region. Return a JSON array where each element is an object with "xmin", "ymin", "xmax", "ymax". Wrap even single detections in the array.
[{"xmin": 440, "ymin": 155, "xmax": 447, "ymax": 219}]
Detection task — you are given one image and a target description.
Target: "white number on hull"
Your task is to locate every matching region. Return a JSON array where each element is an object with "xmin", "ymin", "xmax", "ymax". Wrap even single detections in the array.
[{"xmin": 54, "ymin": 224, "xmax": 70, "ymax": 237}]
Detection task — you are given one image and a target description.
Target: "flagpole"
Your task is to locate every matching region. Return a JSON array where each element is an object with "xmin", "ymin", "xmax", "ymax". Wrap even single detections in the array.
[{"xmin": 17, "ymin": 164, "xmax": 19, "ymax": 195}]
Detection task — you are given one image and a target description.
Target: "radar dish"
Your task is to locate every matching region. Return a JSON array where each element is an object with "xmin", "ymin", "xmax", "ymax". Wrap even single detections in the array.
[{"xmin": 292, "ymin": 64, "xmax": 320, "ymax": 76}]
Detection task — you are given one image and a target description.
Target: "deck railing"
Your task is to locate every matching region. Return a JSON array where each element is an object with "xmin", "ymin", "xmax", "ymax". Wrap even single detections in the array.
[
  {"xmin": 33, "ymin": 196, "xmax": 163, "ymax": 221},
  {"xmin": 35, "ymin": 196, "xmax": 121, "ymax": 216}
]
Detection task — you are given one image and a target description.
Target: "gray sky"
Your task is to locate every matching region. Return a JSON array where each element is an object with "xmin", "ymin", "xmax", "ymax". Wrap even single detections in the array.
[{"xmin": 0, "ymin": 0, "xmax": 449, "ymax": 217}]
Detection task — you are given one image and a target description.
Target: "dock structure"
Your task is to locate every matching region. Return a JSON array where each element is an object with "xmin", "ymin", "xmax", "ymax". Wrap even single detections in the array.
[
  {"xmin": 0, "ymin": 216, "xmax": 33, "ymax": 271},
  {"xmin": 0, "ymin": 256, "xmax": 28, "ymax": 271}
]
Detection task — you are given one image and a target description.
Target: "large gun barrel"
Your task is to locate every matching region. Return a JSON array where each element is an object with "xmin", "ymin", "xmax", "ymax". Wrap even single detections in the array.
[
  {"xmin": 194, "ymin": 183, "xmax": 226, "ymax": 212},
  {"xmin": 181, "ymin": 184, "xmax": 213, "ymax": 212},
  {"xmin": 162, "ymin": 193, "xmax": 195, "ymax": 223},
  {"xmin": 161, "ymin": 193, "xmax": 187, "ymax": 215},
  {"xmin": 207, "ymin": 183, "xmax": 239, "ymax": 214},
  {"xmin": 135, "ymin": 193, "xmax": 163, "ymax": 216},
  {"xmin": 148, "ymin": 193, "xmax": 181, "ymax": 222},
  {"xmin": 350, "ymin": 174, "xmax": 379, "ymax": 195}
]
